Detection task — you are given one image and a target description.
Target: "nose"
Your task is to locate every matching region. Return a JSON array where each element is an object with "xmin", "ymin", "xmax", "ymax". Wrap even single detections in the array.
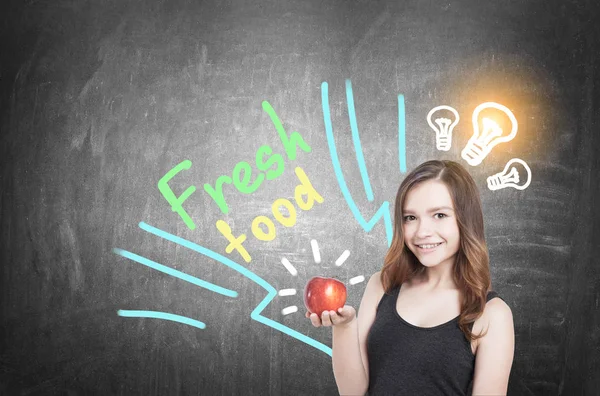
[{"xmin": 415, "ymin": 218, "xmax": 434, "ymax": 238}]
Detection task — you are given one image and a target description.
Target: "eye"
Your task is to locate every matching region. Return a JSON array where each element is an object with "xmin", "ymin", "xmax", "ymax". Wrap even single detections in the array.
[
  {"xmin": 434, "ymin": 213, "xmax": 447, "ymax": 219},
  {"xmin": 403, "ymin": 215, "xmax": 416, "ymax": 222}
]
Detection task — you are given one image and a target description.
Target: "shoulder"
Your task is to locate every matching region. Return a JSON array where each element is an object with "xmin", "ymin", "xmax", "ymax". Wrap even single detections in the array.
[
  {"xmin": 477, "ymin": 296, "xmax": 514, "ymax": 342},
  {"xmin": 369, "ymin": 270, "xmax": 383, "ymax": 285},
  {"xmin": 472, "ymin": 295, "xmax": 514, "ymax": 350},
  {"xmin": 484, "ymin": 296, "xmax": 513, "ymax": 324},
  {"xmin": 365, "ymin": 271, "xmax": 385, "ymax": 295},
  {"xmin": 359, "ymin": 271, "xmax": 386, "ymax": 308}
]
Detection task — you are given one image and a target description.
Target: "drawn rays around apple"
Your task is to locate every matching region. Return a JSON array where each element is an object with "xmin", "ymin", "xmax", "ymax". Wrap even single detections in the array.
[{"xmin": 278, "ymin": 239, "xmax": 365, "ymax": 316}]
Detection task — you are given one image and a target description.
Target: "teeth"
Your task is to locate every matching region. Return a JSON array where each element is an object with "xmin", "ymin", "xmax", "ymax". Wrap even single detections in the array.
[{"xmin": 419, "ymin": 243, "xmax": 441, "ymax": 249}]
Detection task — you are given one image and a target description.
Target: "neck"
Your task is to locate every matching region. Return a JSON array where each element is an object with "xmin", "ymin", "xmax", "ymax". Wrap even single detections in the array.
[{"xmin": 418, "ymin": 260, "xmax": 457, "ymax": 290}]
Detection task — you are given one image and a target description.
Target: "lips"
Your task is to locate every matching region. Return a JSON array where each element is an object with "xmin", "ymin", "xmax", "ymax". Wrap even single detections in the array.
[{"xmin": 416, "ymin": 242, "xmax": 443, "ymax": 251}]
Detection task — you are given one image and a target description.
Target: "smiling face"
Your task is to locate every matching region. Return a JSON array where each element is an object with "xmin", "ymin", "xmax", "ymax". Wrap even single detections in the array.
[{"xmin": 402, "ymin": 179, "xmax": 460, "ymax": 270}]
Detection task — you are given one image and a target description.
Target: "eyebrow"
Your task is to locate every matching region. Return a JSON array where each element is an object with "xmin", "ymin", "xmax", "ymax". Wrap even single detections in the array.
[{"xmin": 403, "ymin": 206, "xmax": 455, "ymax": 214}]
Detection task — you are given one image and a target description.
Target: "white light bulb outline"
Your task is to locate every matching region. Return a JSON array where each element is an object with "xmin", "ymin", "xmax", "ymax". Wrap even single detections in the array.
[
  {"xmin": 427, "ymin": 105, "xmax": 460, "ymax": 151},
  {"xmin": 487, "ymin": 158, "xmax": 532, "ymax": 191},
  {"xmin": 461, "ymin": 102, "xmax": 518, "ymax": 166}
]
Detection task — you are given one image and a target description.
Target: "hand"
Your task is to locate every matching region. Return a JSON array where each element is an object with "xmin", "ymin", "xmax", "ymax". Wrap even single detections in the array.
[{"xmin": 305, "ymin": 305, "xmax": 356, "ymax": 328}]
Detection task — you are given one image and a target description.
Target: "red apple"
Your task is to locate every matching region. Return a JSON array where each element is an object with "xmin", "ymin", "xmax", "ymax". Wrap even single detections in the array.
[{"xmin": 303, "ymin": 276, "xmax": 347, "ymax": 316}]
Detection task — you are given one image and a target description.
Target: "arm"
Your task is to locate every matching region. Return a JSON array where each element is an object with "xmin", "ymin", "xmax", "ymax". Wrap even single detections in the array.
[
  {"xmin": 471, "ymin": 298, "xmax": 515, "ymax": 395},
  {"xmin": 331, "ymin": 316, "xmax": 367, "ymax": 395},
  {"xmin": 331, "ymin": 271, "xmax": 385, "ymax": 395}
]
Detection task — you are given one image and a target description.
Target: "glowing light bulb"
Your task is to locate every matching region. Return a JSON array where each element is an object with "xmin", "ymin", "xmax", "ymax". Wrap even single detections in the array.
[
  {"xmin": 427, "ymin": 105, "xmax": 459, "ymax": 151},
  {"xmin": 461, "ymin": 102, "xmax": 518, "ymax": 166},
  {"xmin": 487, "ymin": 158, "xmax": 532, "ymax": 191}
]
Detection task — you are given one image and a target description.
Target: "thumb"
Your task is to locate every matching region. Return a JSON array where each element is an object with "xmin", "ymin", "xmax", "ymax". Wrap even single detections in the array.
[
  {"xmin": 334, "ymin": 306, "xmax": 356, "ymax": 325},
  {"xmin": 338, "ymin": 305, "xmax": 352, "ymax": 316}
]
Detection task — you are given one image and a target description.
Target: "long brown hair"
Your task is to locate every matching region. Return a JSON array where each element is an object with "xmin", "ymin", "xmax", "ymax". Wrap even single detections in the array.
[{"xmin": 380, "ymin": 160, "xmax": 491, "ymax": 342}]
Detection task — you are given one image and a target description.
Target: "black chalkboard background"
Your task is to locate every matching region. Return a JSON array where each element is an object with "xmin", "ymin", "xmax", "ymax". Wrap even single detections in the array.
[{"xmin": 1, "ymin": 0, "xmax": 599, "ymax": 394}]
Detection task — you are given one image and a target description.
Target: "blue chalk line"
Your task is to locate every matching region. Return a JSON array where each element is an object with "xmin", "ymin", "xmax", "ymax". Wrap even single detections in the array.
[
  {"xmin": 321, "ymin": 81, "xmax": 394, "ymax": 247},
  {"xmin": 123, "ymin": 222, "xmax": 333, "ymax": 356}
]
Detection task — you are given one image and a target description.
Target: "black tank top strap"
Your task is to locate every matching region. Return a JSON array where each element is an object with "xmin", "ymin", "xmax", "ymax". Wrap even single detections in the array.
[
  {"xmin": 376, "ymin": 285, "xmax": 401, "ymax": 313},
  {"xmin": 467, "ymin": 291, "xmax": 501, "ymax": 331},
  {"xmin": 486, "ymin": 290, "xmax": 502, "ymax": 302}
]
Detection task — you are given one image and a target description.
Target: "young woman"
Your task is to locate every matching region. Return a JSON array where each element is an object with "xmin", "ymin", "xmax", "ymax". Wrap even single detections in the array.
[{"xmin": 306, "ymin": 160, "xmax": 515, "ymax": 395}]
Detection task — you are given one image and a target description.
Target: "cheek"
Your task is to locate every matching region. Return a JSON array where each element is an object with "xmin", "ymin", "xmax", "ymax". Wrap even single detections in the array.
[
  {"xmin": 444, "ymin": 223, "xmax": 460, "ymax": 241},
  {"xmin": 402, "ymin": 224, "xmax": 414, "ymax": 237},
  {"xmin": 401, "ymin": 226, "xmax": 411, "ymax": 244}
]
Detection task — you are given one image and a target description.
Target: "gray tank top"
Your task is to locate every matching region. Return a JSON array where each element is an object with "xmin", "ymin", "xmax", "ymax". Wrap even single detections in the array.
[{"xmin": 367, "ymin": 285, "xmax": 501, "ymax": 395}]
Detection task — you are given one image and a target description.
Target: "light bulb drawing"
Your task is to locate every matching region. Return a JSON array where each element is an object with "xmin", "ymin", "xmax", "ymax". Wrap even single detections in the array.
[
  {"xmin": 461, "ymin": 102, "xmax": 518, "ymax": 166},
  {"xmin": 427, "ymin": 105, "xmax": 460, "ymax": 151},
  {"xmin": 487, "ymin": 158, "xmax": 532, "ymax": 191}
]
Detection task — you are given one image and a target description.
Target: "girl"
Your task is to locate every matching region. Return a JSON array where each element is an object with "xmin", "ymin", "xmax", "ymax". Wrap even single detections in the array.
[{"xmin": 306, "ymin": 160, "xmax": 515, "ymax": 395}]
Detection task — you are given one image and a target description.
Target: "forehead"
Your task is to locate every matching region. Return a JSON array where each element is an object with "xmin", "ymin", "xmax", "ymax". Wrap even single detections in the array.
[{"xmin": 403, "ymin": 180, "xmax": 454, "ymax": 212}]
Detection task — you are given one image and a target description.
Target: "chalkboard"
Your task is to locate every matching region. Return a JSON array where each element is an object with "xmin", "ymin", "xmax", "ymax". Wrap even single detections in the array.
[{"xmin": 1, "ymin": 0, "xmax": 599, "ymax": 394}]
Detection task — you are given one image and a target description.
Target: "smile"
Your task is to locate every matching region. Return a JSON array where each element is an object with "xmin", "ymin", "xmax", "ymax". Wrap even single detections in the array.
[{"xmin": 417, "ymin": 242, "xmax": 443, "ymax": 250}]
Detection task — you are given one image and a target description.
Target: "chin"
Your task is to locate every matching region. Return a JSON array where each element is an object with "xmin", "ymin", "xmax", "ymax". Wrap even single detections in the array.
[{"xmin": 419, "ymin": 260, "xmax": 441, "ymax": 268}]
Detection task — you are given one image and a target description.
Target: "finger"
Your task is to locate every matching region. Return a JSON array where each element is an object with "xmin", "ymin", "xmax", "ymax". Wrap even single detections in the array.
[
  {"xmin": 332, "ymin": 310, "xmax": 349, "ymax": 325},
  {"xmin": 328, "ymin": 310, "xmax": 341, "ymax": 325},
  {"xmin": 309, "ymin": 313, "xmax": 321, "ymax": 327},
  {"xmin": 337, "ymin": 306, "xmax": 356, "ymax": 323},
  {"xmin": 340, "ymin": 305, "xmax": 354, "ymax": 317},
  {"xmin": 321, "ymin": 311, "xmax": 333, "ymax": 326},
  {"xmin": 327, "ymin": 311, "xmax": 339, "ymax": 325}
]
